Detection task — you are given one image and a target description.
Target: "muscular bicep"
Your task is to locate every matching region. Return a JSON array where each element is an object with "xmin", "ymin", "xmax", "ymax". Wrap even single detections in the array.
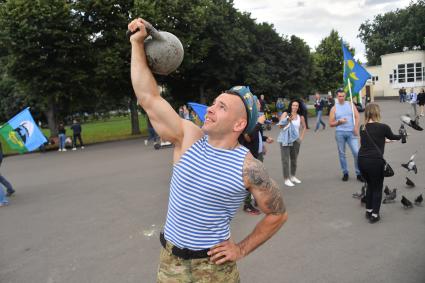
[{"xmin": 243, "ymin": 156, "xmax": 286, "ymax": 215}]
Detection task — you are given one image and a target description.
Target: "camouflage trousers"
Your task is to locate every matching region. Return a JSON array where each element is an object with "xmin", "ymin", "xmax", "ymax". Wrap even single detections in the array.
[{"xmin": 157, "ymin": 247, "xmax": 240, "ymax": 283}]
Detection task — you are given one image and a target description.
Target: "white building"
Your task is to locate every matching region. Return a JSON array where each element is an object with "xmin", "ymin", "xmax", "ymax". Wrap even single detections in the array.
[{"xmin": 365, "ymin": 50, "xmax": 425, "ymax": 97}]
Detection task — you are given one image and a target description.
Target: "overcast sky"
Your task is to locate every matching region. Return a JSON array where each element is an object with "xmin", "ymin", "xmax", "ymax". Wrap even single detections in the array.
[{"xmin": 233, "ymin": 0, "xmax": 411, "ymax": 63}]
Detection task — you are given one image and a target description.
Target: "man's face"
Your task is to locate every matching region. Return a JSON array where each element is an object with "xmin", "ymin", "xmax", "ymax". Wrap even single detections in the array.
[
  {"xmin": 202, "ymin": 93, "xmax": 247, "ymax": 136},
  {"xmin": 315, "ymin": 93, "xmax": 320, "ymax": 100},
  {"xmin": 336, "ymin": 92, "xmax": 346, "ymax": 103},
  {"xmin": 260, "ymin": 95, "xmax": 264, "ymax": 100}
]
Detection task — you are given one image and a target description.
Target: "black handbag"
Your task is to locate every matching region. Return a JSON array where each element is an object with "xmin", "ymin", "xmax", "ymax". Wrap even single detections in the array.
[{"xmin": 363, "ymin": 124, "xmax": 394, "ymax": 177}]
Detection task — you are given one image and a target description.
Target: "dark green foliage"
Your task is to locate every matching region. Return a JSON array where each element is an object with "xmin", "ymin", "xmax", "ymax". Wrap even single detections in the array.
[
  {"xmin": 0, "ymin": 0, "xmax": 319, "ymax": 133},
  {"xmin": 359, "ymin": 0, "xmax": 425, "ymax": 65},
  {"xmin": 313, "ymin": 30, "xmax": 355, "ymax": 94}
]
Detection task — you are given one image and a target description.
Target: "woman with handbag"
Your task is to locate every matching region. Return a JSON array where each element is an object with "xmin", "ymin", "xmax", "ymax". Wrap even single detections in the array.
[
  {"xmin": 277, "ymin": 100, "xmax": 306, "ymax": 187},
  {"xmin": 358, "ymin": 103, "xmax": 402, "ymax": 223}
]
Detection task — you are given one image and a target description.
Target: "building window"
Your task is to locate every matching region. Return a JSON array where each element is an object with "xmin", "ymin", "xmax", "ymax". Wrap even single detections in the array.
[
  {"xmin": 389, "ymin": 74, "xmax": 393, "ymax": 83},
  {"xmin": 407, "ymin": 63, "xmax": 415, "ymax": 82},
  {"xmin": 416, "ymin": 63, "xmax": 422, "ymax": 81},
  {"xmin": 398, "ymin": 64, "xmax": 405, "ymax": 83},
  {"xmin": 396, "ymin": 62, "xmax": 424, "ymax": 83}
]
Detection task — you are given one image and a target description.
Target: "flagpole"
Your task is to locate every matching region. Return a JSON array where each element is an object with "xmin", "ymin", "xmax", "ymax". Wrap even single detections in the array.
[{"xmin": 347, "ymin": 79, "xmax": 356, "ymax": 125}]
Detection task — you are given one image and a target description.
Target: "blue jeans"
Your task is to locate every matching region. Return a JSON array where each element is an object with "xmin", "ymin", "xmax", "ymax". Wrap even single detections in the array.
[
  {"xmin": 58, "ymin": 134, "xmax": 66, "ymax": 150},
  {"xmin": 315, "ymin": 110, "xmax": 325, "ymax": 131},
  {"xmin": 0, "ymin": 183, "xmax": 8, "ymax": 205},
  {"xmin": 0, "ymin": 175, "xmax": 14, "ymax": 195},
  {"xmin": 335, "ymin": 131, "xmax": 360, "ymax": 175}
]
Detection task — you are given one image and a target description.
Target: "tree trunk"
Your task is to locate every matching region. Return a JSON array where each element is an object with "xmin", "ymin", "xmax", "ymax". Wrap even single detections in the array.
[
  {"xmin": 199, "ymin": 84, "xmax": 206, "ymax": 104},
  {"xmin": 45, "ymin": 99, "xmax": 57, "ymax": 137},
  {"xmin": 129, "ymin": 95, "xmax": 140, "ymax": 135}
]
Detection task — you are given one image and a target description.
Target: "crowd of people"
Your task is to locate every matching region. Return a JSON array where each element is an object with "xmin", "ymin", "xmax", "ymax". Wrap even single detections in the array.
[{"xmin": 1, "ymin": 17, "xmax": 419, "ymax": 282}]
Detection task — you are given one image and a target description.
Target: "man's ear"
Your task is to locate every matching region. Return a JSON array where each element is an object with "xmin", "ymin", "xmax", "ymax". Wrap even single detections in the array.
[{"xmin": 234, "ymin": 118, "xmax": 247, "ymax": 133}]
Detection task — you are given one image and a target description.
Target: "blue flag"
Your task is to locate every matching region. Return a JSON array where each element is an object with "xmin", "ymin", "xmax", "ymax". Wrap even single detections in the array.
[
  {"xmin": 0, "ymin": 108, "xmax": 47, "ymax": 153},
  {"xmin": 342, "ymin": 43, "xmax": 371, "ymax": 101},
  {"xmin": 188, "ymin": 102, "xmax": 208, "ymax": 123}
]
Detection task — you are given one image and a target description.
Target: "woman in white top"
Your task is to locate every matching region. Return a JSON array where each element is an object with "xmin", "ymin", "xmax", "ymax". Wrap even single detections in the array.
[{"xmin": 278, "ymin": 100, "xmax": 307, "ymax": 187}]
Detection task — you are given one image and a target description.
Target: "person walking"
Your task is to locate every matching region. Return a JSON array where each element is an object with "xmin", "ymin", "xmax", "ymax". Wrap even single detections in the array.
[
  {"xmin": 128, "ymin": 18, "xmax": 287, "ymax": 283},
  {"xmin": 71, "ymin": 119, "xmax": 84, "ymax": 150},
  {"xmin": 314, "ymin": 92, "xmax": 326, "ymax": 132},
  {"xmin": 408, "ymin": 88, "xmax": 417, "ymax": 117},
  {"xmin": 57, "ymin": 122, "xmax": 67, "ymax": 152},
  {"xmin": 417, "ymin": 88, "xmax": 425, "ymax": 117},
  {"xmin": 358, "ymin": 103, "xmax": 402, "ymax": 223},
  {"xmin": 277, "ymin": 99, "xmax": 306, "ymax": 187},
  {"xmin": 329, "ymin": 89, "xmax": 363, "ymax": 182},
  {"xmin": 327, "ymin": 94, "xmax": 335, "ymax": 115},
  {"xmin": 0, "ymin": 142, "xmax": 15, "ymax": 203}
]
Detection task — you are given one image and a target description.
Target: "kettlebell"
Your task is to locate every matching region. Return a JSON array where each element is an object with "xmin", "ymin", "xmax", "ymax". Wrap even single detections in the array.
[{"xmin": 127, "ymin": 20, "xmax": 184, "ymax": 75}]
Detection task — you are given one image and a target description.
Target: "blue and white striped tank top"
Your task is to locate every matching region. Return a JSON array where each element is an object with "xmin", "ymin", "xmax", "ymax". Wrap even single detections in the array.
[{"xmin": 164, "ymin": 136, "xmax": 249, "ymax": 250}]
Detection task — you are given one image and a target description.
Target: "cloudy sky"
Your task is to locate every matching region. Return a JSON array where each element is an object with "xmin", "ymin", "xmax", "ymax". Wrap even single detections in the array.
[{"xmin": 233, "ymin": 0, "xmax": 411, "ymax": 63}]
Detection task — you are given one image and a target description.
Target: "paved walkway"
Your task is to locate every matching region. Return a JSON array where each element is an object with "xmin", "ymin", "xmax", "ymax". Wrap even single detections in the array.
[{"xmin": 0, "ymin": 100, "xmax": 424, "ymax": 283}]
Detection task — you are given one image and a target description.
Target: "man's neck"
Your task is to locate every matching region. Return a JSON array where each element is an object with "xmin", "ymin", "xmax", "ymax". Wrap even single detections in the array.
[{"xmin": 208, "ymin": 135, "xmax": 240, "ymax": 150}]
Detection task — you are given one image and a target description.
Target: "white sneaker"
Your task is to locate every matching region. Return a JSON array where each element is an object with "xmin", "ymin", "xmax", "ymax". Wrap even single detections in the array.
[
  {"xmin": 81, "ymin": 146, "xmax": 84, "ymax": 149},
  {"xmin": 284, "ymin": 179, "xmax": 295, "ymax": 187},
  {"xmin": 72, "ymin": 147, "xmax": 77, "ymax": 151},
  {"xmin": 144, "ymin": 140, "xmax": 148, "ymax": 146},
  {"xmin": 63, "ymin": 148, "xmax": 67, "ymax": 152},
  {"xmin": 290, "ymin": 176, "xmax": 301, "ymax": 184},
  {"xmin": 58, "ymin": 148, "xmax": 62, "ymax": 152}
]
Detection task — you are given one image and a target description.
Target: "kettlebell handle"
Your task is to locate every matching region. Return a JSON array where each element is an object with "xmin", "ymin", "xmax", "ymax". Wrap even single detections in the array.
[{"xmin": 126, "ymin": 20, "xmax": 161, "ymax": 40}]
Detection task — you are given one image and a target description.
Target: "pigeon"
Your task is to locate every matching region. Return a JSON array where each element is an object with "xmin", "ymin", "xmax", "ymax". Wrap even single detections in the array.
[
  {"xmin": 400, "ymin": 114, "xmax": 423, "ymax": 131},
  {"xmin": 384, "ymin": 185, "xmax": 390, "ymax": 196},
  {"xmin": 406, "ymin": 177, "xmax": 415, "ymax": 188},
  {"xmin": 353, "ymin": 183, "xmax": 367, "ymax": 199},
  {"xmin": 414, "ymin": 194, "xmax": 423, "ymax": 205},
  {"xmin": 401, "ymin": 151, "xmax": 418, "ymax": 174},
  {"xmin": 383, "ymin": 188, "xmax": 397, "ymax": 203},
  {"xmin": 401, "ymin": 195, "xmax": 413, "ymax": 208}
]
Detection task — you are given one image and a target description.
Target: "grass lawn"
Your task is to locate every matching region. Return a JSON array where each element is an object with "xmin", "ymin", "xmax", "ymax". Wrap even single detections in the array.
[{"xmin": 2, "ymin": 115, "xmax": 148, "ymax": 155}]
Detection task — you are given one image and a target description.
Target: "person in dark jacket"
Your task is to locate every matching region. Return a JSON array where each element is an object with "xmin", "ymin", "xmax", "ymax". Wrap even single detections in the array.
[
  {"xmin": 71, "ymin": 120, "xmax": 84, "ymax": 150},
  {"xmin": 0, "ymin": 142, "xmax": 15, "ymax": 204},
  {"xmin": 358, "ymin": 103, "xmax": 402, "ymax": 223},
  {"xmin": 239, "ymin": 108, "xmax": 274, "ymax": 215},
  {"xmin": 314, "ymin": 92, "xmax": 326, "ymax": 132},
  {"xmin": 299, "ymin": 98, "xmax": 310, "ymax": 129}
]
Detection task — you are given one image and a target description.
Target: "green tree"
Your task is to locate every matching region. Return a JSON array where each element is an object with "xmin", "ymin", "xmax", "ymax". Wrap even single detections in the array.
[
  {"xmin": 0, "ymin": 0, "xmax": 93, "ymax": 136},
  {"xmin": 313, "ymin": 30, "xmax": 355, "ymax": 94},
  {"xmin": 75, "ymin": 0, "xmax": 140, "ymax": 134},
  {"xmin": 359, "ymin": 0, "xmax": 425, "ymax": 65}
]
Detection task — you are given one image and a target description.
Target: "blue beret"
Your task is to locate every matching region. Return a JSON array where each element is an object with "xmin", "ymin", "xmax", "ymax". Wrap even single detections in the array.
[{"xmin": 228, "ymin": 86, "xmax": 259, "ymax": 134}]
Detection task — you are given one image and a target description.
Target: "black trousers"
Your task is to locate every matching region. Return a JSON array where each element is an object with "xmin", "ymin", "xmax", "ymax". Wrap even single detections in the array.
[
  {"xmin": 73, "ymin": 134, "xmax": 84, "ymax": 147},
  {"xmin": 358, "ymin": 157, "xmax": 385, "ymax": 214}
]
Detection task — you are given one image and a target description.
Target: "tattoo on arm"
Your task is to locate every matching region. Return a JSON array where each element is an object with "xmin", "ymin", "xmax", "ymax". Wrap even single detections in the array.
[{"xmin": 243, "ymin": 158, "xmax": 286, "ymax": 215}]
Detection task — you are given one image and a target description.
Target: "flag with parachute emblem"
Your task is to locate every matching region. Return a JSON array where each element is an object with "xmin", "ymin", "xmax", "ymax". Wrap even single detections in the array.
[
  {"xmin": 342, "ymin": 43, "xmax": 371, "ymax": 103},
  {"xmin": 0, "ymin": 108, "xmax": 47, "ymax": 153}
]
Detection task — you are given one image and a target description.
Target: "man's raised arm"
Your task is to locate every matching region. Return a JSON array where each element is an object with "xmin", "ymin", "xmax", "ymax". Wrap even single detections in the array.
[{"xmin": 128, "ymin": 19, "xmax": 185, "ymax": 145}]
